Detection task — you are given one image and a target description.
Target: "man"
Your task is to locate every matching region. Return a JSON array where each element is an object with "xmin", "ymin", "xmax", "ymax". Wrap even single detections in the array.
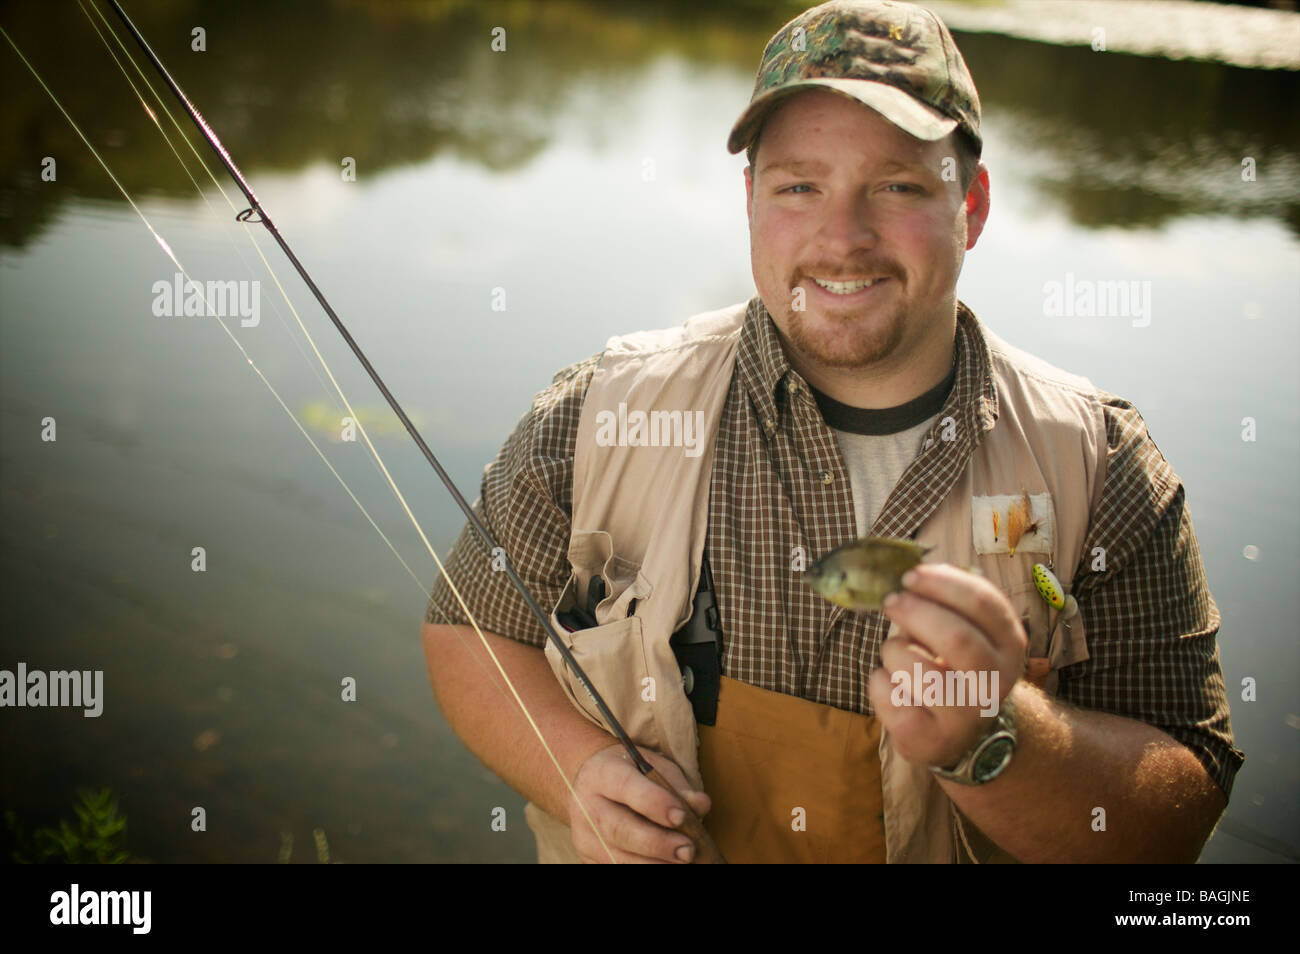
[{"xmin": 421, "ymin": 0, "xmax": 1242, "ymax": 863}]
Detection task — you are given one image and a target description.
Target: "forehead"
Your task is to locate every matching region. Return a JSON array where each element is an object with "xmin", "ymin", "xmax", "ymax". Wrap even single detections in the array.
[{"xmin": 755, "ymin": 88, "xmax": 938, "ymax": 170}]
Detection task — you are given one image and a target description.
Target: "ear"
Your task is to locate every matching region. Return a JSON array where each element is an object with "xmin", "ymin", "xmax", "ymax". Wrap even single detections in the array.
[
  {"xmin": 744, "ymin": 163, "xmax": 754, "ymax": 223},
  {"xmin": 962, "ymin": 163, "xmax": 991, "ymax": 251}
]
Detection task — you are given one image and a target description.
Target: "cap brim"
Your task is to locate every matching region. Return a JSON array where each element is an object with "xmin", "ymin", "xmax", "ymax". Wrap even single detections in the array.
[{"xmin": 727, "ymin": 78, "xmax": 958, "ymax": 155}]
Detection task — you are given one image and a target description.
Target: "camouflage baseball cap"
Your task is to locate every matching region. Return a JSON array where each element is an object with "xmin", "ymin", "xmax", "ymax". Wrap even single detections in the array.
[{"xmin": 728, "ymin": 0, "xmax": 982, "ymax": 158}]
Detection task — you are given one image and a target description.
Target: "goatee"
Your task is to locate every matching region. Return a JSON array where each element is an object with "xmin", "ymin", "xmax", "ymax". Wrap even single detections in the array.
[{"xmin": 779, "ymin": 298, "xmax": 908, "ymax": 370}]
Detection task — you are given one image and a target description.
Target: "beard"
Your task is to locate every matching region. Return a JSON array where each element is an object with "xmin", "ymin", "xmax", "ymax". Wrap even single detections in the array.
[
  {"xmin": 775, "ymin": 267, "xmax": 909, "ymax": 370},
  {"xmin": 784, "ymin": 299, "xmax": 907, "ymax": 369}
]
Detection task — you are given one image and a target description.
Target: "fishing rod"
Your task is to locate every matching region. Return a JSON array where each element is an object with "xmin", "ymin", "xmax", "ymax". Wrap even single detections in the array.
[{"xmin": 101, "ymin": 0, "xmax": 722, "ymax": 862}]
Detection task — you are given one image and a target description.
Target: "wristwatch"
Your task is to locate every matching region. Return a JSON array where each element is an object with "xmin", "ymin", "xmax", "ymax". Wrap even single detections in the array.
[{"xmin": 929, "ymin": 692, "xmax": 1017, "ymax": 785}]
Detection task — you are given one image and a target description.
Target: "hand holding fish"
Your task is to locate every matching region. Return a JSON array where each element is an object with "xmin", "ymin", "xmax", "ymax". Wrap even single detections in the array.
[
  {"xmin": 868, "ymin": 562, "xmax": 1029, "ymax": 770},
  {"xmin": 568, "ymin": 743, "xmax": 714, "ymax": 864}
]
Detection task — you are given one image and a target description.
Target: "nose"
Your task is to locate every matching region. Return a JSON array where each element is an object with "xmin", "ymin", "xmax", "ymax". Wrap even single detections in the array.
[{"xmin": 816, "ymin": 189, "xmax": 879, "ymax": 257}]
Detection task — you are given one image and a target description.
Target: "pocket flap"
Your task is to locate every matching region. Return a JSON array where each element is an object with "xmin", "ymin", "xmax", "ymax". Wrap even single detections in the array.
[{"xmin": 567, "ymin": 528, "xmax": 653, "ymax": 625}]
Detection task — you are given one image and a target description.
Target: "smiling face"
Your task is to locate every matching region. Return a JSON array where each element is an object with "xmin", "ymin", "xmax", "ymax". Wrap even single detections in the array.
[{"xmin": 744, "ymin": 88, "xmax": 989, "ymax": 400}]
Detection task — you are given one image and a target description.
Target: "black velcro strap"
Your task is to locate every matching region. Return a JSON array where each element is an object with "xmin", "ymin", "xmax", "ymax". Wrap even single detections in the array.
[{"xmin": 670, "ymin": 551, "xmax": 723, "ymax": 725}]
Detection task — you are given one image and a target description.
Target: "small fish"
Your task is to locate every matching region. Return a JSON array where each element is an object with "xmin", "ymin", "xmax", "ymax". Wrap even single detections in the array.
[
  {"xmin": 992, "ymin": 509, "xmax": 1000, "ymax": 542},
  {"xmin": 806, "ymin": 536, "xmax": 929, "ymax": 612}
]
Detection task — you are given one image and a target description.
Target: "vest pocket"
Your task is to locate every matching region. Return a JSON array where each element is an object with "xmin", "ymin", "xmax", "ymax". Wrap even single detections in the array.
[
  {"xmin": 564, "ymin": 528, "xmax": 652, "ymax": 625},
  {"xmin": 546, "ymin": 586, "xmax": 648, "ymax": 732},
  {"xmin": 993, "ymin": 577, "xmax": 1087, "ymax": 696},
  {"xmin": 543, "ymin": 529, "xmax": 665, "ymax": 753},
  {"xmin": 1000, "ymin": 579, "xmax": 1050, "ymax": 655}
]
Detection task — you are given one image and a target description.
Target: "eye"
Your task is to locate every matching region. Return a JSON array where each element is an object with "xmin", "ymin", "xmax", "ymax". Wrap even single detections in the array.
[
  {"xmin": 884, "ymin": 183, "xmax": 922, "ymax": 195},
  {"xmin": 780, "ymin": 183, "xmax": 813, "ymax": 194}
]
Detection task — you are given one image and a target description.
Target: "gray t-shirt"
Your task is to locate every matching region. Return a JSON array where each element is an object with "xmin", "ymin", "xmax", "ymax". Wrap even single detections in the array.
[{"xmin": 811, "ymin": 363, "xmax": 956, "ymax": 536}]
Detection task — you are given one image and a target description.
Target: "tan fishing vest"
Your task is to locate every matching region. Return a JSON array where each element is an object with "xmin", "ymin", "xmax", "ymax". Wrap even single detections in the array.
[{"xmin": 523, "ymin": 299, "xmax": 1106, "ymax": 863}]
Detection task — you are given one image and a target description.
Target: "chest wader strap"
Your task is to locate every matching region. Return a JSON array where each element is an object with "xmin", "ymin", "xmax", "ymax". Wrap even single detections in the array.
[
  {"xmin": 669, "ymin": 557, "xmax": 885, "ymax": 862},
  {"xmin": 670, "ymin": 551, "xmax": 723, "ymax": 725}
]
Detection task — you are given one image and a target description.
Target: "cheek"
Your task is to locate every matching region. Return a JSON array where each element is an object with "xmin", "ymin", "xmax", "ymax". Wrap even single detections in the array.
[
  {"xmin": 750, "ymin": 209, "xmax": 789, "ymax": 268},
  {"xmin": 752, "ymin": 205, "xmax": 805, "ymax": 257},
  {"xmin": 892, "ymin": 211, "xmax": 962, "ymax": 275}
]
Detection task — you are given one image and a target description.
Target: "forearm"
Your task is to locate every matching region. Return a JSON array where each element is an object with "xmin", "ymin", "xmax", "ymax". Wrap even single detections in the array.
[
  {"xmin": 941, "ymin": 680, "xmax": 1227, "ymax": 863},
  {"xmin": 421, "ymin": 621, "xmax": 617, "ymax": 825}
]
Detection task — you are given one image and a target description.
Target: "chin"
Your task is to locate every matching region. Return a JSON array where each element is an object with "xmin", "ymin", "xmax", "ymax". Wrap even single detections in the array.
[{"xmin": 785, "ymin": 306, "xmax": 907, "ymax": 371}]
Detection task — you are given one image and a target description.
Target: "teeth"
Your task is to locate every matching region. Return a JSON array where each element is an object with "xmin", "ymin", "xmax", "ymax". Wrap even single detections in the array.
[{"xmin": 812, "ymin": 277, "xmax": 878, "ymax": 295}]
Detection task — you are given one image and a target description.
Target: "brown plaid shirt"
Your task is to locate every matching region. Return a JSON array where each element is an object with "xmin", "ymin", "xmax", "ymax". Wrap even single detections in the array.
[{"xmin": 428, "ymin": 298, "xmax": 1245, "ymax": 797}]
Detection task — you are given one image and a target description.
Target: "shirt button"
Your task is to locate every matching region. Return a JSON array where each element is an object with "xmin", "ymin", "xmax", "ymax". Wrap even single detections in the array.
[
  {"xmin": 764, "ymin": 418, "xmax": 776, "ymax": 433},
  {"xmin": 820, "ymin": 470, "xmax": 834, "ymax": 485}
]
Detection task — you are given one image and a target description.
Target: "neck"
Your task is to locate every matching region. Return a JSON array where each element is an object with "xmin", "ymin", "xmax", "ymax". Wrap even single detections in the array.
[{"xmin": 784, "ymin": 311, "xmax": 959, "ymax": 410}]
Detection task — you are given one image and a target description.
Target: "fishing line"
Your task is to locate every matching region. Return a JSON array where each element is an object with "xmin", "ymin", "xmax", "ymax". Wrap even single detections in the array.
[
  {"xmin": 1, "ymin": 22, "xmax": 429, "ymax": 608},
  {"xmin": 99, "ymin": 0, "xmax": 659, "ymax": 802},
  {"xmin": 3, "ymin": 17, "xmax": 618, "ymax": 863},
  {"xmin": 81, "ymin": 0, "xmax": 476, "ymax": 640},
  {"xmin": 78, "ymin": 0, "xmax": 508, "ymax": 635},
  {"xmin": 76, "ymin": 2, "xmax": 510, "ymax": 647},
  {"xmin": 77, "ymin": 0, "xmax": 353, "ymax": 443},
  {"xmin": 74, "ymin": 0, "xmax": 588, "ymax": 797},
  {"xmin": 79, "ymin": 0, "xmax": 618, "ymax": 811},
  {"xmin": 100, "ymin": 0, "xmax": 697, "ymax": 857},
  {"xmin": 76, "ymin": 0, "xmax": 517, "ymax": 709}
]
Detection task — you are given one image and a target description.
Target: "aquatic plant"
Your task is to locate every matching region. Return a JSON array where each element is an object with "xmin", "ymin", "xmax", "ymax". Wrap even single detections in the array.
[{"xmin": 4, "ymin": 787, "xmax": 130, "ymax": 864}]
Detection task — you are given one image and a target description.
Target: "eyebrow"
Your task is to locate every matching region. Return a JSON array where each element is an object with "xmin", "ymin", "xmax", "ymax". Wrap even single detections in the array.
[
  {"xmin": 758, "ymin": 159, "xmax": 830, "ymax": 177},
  {"xmin": 758, "ymin": 157, "xmax": 929, "ymax": 177}
]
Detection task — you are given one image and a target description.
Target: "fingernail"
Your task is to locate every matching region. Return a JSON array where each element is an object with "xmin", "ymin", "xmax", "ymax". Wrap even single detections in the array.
[
  {"xmin": 902, "ymin": 570, "xmax": 918, "ymax": 587},
  {"xmin": 883, "ymin": 592, "xmax": 899, "ymax": 610},
  {"xmin": 675, "ymin": 843, "xmax": 694, "ymax": 863},
  {"xmin": 668, "ymin": 807, "xmax": 685, "ymax": 827}
]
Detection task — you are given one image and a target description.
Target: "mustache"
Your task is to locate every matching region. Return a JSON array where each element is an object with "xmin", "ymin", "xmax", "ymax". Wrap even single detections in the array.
[{"xmin": 796, "ymin": 261, "xmax": 903, "ymax": 281}]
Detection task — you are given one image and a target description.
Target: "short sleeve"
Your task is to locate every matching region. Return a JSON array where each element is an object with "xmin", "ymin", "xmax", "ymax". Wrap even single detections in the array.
[
  {"xmin": 1060, "ymin": 392, "xmax": 1245, "ymax": 798},
  {"xmin": 425, "ymin": 354, "xmax": 600, "ymax": 647}
]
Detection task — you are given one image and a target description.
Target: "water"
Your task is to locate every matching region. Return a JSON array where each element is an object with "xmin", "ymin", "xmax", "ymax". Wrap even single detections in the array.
[{"xmin": 1, "ymin": 0, "xmax": 1296, "ymax": 863}]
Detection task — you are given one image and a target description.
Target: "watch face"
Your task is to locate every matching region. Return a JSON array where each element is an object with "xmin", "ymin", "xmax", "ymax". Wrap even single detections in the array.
[{"xmin": 973, "ymin": 735, "xmax": 1014, "ymax": 782}]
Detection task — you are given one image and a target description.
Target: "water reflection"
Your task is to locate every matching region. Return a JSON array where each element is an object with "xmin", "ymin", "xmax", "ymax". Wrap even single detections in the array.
[{"xmin": 4, "ymin": 2, "xmax": 1297, "ymax": 247}]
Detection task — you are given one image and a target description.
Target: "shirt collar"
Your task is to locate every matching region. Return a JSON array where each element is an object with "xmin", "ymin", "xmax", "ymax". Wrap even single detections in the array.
[{"xmin": 737, "ymin": 295, "xmax": 1000, "ymax": 440}]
